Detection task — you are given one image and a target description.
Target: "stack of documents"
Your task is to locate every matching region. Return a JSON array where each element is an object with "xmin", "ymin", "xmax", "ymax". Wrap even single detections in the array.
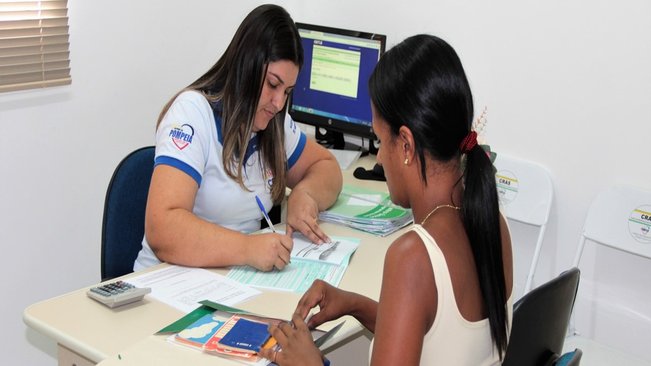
[
  {"xmin": 227, "ymin": 233, "xmax": 360, "ymax": 293},
  {"xmin": 320, "ymin": 185, "xmax": 413, "ymax": 236}
]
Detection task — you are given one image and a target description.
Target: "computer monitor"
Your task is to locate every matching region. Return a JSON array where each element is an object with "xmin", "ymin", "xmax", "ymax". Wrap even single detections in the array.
[{"xmin": 289, "ymin": 23, "xmax": 386, "ymax": 153}]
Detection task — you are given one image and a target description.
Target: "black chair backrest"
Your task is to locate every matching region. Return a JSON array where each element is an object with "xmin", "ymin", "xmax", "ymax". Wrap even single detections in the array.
[
  {"xmin": 101, "ymin": 146, "xmax": 155, "ymax": 281},
  {"xmin": 502, "ymin": 267, "xmax": 581, "ymax": 366},
  {"xmin": 554, "ymin": 348, "xmax": 582, "ymax": 366}
]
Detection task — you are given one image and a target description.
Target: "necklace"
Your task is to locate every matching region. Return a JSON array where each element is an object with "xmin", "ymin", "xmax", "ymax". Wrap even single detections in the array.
[{"xmin": 420, "ymin": 204, "xmax": 460, "ymax": 225}]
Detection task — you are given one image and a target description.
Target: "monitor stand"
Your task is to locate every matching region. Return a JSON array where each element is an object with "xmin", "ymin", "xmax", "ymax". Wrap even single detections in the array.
[{"xmin": 315, "ymin": 128, "xmax": 377, "ymax": 156}]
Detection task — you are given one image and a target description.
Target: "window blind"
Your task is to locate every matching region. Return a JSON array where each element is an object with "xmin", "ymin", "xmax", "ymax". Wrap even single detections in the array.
[{"xmin": 0, "ymin": 0, "xmax": 71, "ymax": 93}]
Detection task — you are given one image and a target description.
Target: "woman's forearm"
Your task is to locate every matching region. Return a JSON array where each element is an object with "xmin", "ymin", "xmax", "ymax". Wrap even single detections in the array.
[
  {"xmin": 347, "ymin": 291, "xmax": 379, "ymax": 333},
  {"xmin": 145, "ymin": 207, "xmax": 250, "ymax": 267},
  {"xmin": 291, "ymin": 158, "xmax": 342, "ymax": 211}
]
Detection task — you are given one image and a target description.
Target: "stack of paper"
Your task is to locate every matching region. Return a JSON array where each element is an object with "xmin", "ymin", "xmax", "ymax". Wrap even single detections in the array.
[{"xmin": 319, "ymin": 185, "xmax": 413, "ymax": 236}]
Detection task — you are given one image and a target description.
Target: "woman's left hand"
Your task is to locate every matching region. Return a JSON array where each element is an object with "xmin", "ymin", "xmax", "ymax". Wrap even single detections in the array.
[
  {"xmin": 286, "ymin": 189, "xmax": 330, "ymax": 244},
  {"xmin": 260, "ymin": 313, "xmax": 323, "ymax": 366}
]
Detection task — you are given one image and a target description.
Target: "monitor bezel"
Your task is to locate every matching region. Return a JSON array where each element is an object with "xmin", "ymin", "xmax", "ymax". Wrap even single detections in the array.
[{"xmin": 289, "ymin": 22, "xmax": 386, "ymax": 142}]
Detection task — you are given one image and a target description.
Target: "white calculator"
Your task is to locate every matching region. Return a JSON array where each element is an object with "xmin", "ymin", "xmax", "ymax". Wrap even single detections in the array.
[{"xmin": 86, "ymin": 280, "xmax": 151, "ymax": 308}]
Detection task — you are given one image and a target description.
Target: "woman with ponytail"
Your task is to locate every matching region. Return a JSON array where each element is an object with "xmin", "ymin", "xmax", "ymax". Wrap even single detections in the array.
[{"xmin": 261, "ymin": 34, "xmax": 513, "ymax": 366}]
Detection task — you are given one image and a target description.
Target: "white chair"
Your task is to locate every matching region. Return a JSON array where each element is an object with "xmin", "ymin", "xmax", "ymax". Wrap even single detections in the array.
[
  {"xmin": 567, "ymin": 184, "xmax": 651, "ymax": 364},
  {"xmin": 572, "ymin": 185, "xmax": 651, "ymax": 266},
  {"xmin": 493, "ymin": 154, "xmax": 553, "ymax": 296}
]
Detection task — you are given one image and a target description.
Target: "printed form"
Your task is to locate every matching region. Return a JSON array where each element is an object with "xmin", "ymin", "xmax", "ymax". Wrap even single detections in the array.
[
  {"xmin": 227, "ymin": 234, "xmax": 360, "ymax": 293},
  {"xmin": 128, "ymin": 265, "xmax": 261, "ymax": 313}
]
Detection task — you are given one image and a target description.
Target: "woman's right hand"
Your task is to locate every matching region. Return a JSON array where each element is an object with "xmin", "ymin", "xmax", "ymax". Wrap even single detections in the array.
[
  {"xmin": 246, "ymin": 233, "xmax": 293, "ymax": 271},
  {"xmin": 294, "ymin": 279, "xmax": 352, "ymax": 328}
]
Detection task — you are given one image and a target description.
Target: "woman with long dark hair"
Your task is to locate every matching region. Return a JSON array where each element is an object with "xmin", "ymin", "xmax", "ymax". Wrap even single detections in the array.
[
  {"xmin": 262, "ymin": 34, "xmax": 513, "ymax": 366},
  {"xmin": 134, "ymin": 4, "xmax": 342, "ymax": 272}
]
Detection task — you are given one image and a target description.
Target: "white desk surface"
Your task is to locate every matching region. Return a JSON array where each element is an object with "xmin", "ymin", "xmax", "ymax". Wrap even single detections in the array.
[{"xmin": 24, "ymin": 155, "xmax": 402, "ymax": 365}]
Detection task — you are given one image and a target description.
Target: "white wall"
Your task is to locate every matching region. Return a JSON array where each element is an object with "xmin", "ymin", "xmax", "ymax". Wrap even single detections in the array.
[{"xmin": 1, "ymin": 0, "xmax": 649, "ymax": 364}]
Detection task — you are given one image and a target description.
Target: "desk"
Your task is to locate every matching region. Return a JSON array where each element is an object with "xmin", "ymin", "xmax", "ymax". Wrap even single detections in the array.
[{"xmin": 24, "ymin": 155, "xmax": 403, "ymax": 366}]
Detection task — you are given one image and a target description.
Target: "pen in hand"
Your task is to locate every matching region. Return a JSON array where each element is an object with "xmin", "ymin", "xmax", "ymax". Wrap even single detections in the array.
[
  {"xmin": 255, "ymin": 195, "xmax": 277, "ymax": 233},
  {"xmin": 255, "ymin": 195, "xmax": 290, "ymax": 265}
]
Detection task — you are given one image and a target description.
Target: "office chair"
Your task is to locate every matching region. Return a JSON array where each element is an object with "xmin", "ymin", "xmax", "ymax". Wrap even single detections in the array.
[
  {"xmin": 567, "ymin": 184, "xmax": 651, "ymax": 362},
  {"xmin": 553, "ymin": 348, "xmax": 582, "ymax": 366},
  {"xmin": 101, "ymin": 146, "xmax": 155, "ymax": 281},
  {"xmin": 493, "ymin": 154, "xmax": 553, "ymax": 297},
  {"xmin": 502, "ymin": 267, "xmax": 580, "ymax": 366}
]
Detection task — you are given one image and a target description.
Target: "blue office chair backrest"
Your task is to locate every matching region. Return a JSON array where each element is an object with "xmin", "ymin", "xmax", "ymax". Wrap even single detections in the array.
[
  {"xmin": 101, "ymin": 146, "xmax": 155, "ymax": 281},
  {"xmin": 502, "ymin": 267, "xmax": 581, "ymax": 366}
]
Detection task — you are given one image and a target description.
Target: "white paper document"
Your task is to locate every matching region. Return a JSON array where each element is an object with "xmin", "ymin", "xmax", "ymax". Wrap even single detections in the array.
[
  {"xmin": 227, "ymin": 234, "xmax": 360, "ymax": 292},
  {"xmin": 291, "ymin": 237, "xmax": 358, "ymax": 265},
  {"xmin": 346, "ymin": 194, "xmax": 384, "ymax": 207},
  {"xmin": 328, "ymin": 148, "xmax": 362, "ymax": 170},
  {"xmin": 128, "ymin": 265, "xmax": 261, "ymax": 313}
]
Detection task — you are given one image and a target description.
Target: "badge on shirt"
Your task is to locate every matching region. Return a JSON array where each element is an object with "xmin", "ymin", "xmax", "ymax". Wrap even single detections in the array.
[{"xmin": 169, "ymin": 123, "xmax": 195, "ymax": 150}]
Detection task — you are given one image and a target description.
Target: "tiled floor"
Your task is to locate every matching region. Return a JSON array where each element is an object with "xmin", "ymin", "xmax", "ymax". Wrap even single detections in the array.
[{"xmin": 563, "ymin": 337, "xmax": 651, "ymax": 366}]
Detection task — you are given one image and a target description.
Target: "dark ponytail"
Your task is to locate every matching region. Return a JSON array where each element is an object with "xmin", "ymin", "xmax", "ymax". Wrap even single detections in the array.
[
  {"xmin": 461, "ymin": 142, "xmax": 507, "ymax": 358},
  {"xmin": 369, "ymin": 34, "xmax": 508, "ymax": 358}
]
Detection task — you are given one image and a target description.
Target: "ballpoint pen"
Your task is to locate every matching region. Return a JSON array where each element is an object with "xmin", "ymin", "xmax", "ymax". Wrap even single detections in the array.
[
  {"xmin": 255, "ymin": 195, "xmax": 277, "ymax": 233},
  {"xmin": 256, "ymin": 195, "xmax": 291, "ymax": 265}
]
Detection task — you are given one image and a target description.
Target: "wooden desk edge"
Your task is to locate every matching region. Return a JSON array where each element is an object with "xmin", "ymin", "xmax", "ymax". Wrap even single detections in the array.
[{"xmin": 24, "ymin": 303, "xmax": 107, "ymax": 363}]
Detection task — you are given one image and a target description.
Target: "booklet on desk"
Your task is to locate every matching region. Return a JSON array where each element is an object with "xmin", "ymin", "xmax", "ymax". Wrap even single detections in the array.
[
  {"xmin": 205, "ymin": 315, "xmax": 276, "ymax": 354},
  {"xmin": 202, "ymin": 315, "xmax": 275, "ymax": 362},
  {"xmin": 174, "ymin": 312, "xmax": 225, "ymax": 349},
  {"xmin": 165, "ymin": 300, "xmax": 345, "ymax": 364}
]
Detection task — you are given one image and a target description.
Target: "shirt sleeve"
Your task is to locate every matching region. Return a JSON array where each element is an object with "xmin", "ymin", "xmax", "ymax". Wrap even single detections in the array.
[
  {"xmin": 284, "ymin": 112, "xmax": 307, "ymax": 170},
  {"xmin": 154, "ymin": 91, "xmax": 212, "ymax": 186}
]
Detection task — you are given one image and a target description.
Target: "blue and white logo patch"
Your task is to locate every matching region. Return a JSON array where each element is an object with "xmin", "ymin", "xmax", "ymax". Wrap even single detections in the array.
[{"xmin": 169, "ymin": 124, "xmax": 194, "ymax": 150}]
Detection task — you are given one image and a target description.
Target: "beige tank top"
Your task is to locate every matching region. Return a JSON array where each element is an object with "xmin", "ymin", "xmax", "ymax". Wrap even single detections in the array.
[{"xmin": 369, "ymin": 224, "xmax": 512, "ymax": 365}]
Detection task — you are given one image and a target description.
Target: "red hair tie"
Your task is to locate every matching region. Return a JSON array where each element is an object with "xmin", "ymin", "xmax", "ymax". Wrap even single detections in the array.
[{"xmin": 460, "ymin": 131, "xmax": 478, "ymax": 154}]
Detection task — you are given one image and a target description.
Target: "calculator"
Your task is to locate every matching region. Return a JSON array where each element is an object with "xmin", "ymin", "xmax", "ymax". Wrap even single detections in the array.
[{"xmin": 86, "ymin": 280, "xmax": 151, "ymax": 308}]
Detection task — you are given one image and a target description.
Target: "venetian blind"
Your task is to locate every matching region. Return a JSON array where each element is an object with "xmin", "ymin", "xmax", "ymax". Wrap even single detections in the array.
[{"xmin": 0, "ymin": 0, "xmax": 71, "ymax": 93}]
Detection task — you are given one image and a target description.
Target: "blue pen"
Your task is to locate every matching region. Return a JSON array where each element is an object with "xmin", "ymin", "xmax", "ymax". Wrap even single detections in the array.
[
  {"xmin": 256, "ymin": 195, "xmax": 291, "ymax": 265},
  {"xmin": 255, "ymin": 195, "xmax": 277, "ymax": 233}
]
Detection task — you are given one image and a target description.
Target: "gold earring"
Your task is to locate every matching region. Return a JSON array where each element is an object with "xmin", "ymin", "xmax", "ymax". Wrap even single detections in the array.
[{"xmin": 404, "ymin": 158, "xmax": 409, "ymax": 165}]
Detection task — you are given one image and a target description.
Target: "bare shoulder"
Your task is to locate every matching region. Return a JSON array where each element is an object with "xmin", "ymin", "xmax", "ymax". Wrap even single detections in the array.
[
  {"xmin": 385, "ymin": 229, "xmax": 431, "ymax": 270},
  {"xmin": 382, "ymin": 229, "xmax": 437, "ymax": 300},
  {"xmin": 373, "ymin": 228, "xmax": 438, "ymax": 365},
  {"xmin": 379, "ymin": 227, "xmax": 438, "ymax": 330}
]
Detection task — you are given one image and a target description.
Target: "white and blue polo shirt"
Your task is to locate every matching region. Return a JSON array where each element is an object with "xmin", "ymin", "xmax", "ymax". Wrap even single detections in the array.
[{"xmin": 134, "ymin": 90, "xmax": 306, "ymax": 270}]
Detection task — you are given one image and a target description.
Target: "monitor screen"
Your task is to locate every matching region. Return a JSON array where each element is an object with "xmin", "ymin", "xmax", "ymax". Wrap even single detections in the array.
[{"xmin": 289, "ymin": 23, "xmax": 386, "ymax": 150}]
